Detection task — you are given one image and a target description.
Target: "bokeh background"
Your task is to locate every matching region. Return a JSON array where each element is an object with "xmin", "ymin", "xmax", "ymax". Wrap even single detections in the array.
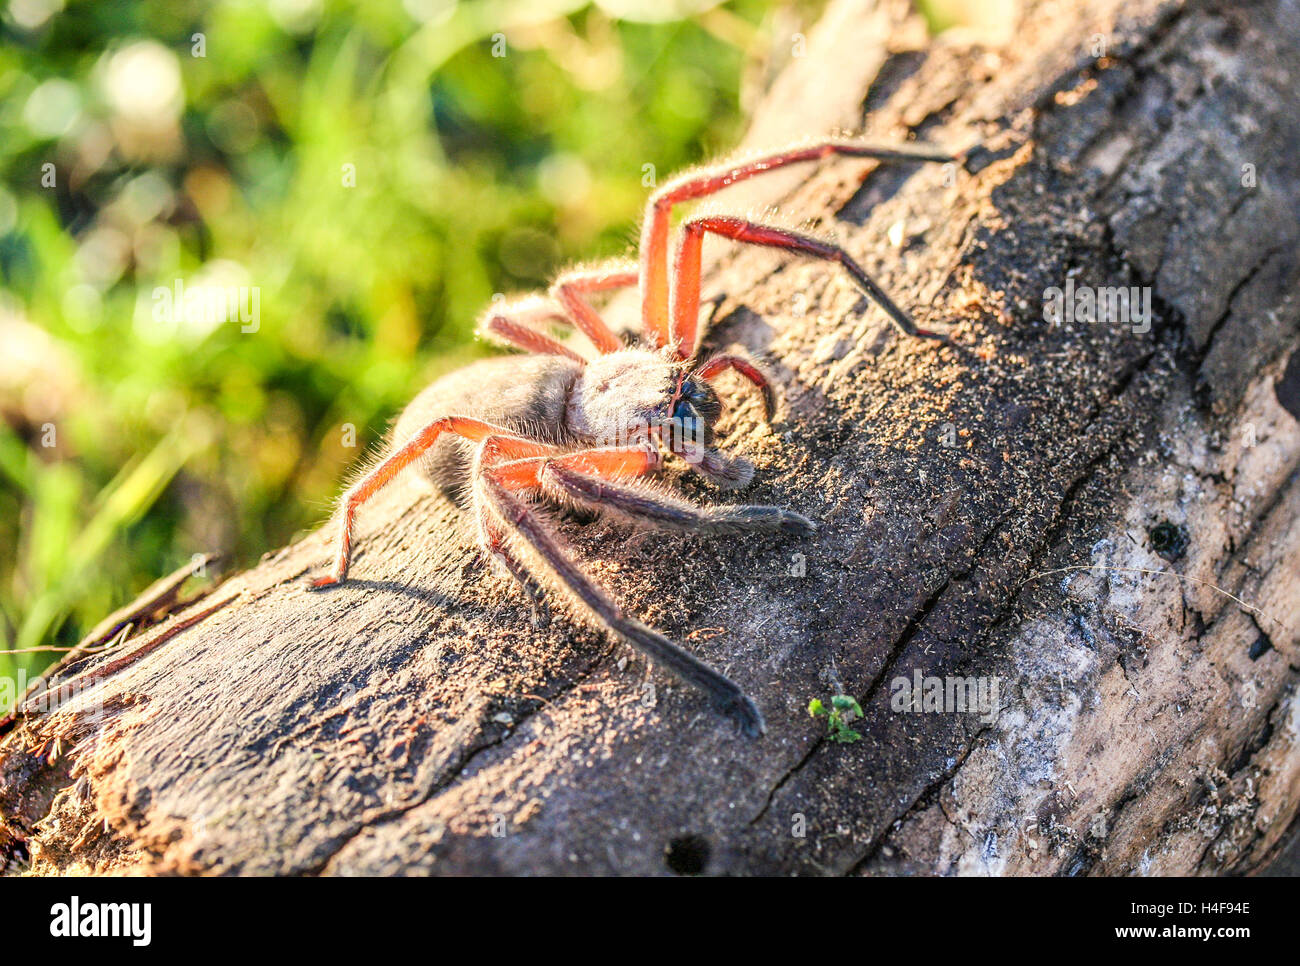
[{"xmin": 1, "ymin": 0, "xmax": 978, "ymax": 700}]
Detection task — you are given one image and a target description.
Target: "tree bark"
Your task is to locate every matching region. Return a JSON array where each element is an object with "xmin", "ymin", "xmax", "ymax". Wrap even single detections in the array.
[{"xmin": 3, "ymin": 0, "xmax": 1299, "ymax": 876}]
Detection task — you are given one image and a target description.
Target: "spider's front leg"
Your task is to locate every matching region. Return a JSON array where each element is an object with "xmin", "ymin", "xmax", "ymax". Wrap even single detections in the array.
[
  {"xmin": 473, "ymin": 442, "xmax": 766, "ymax": 737},
  {"xmin": 539, "ymin": 455, "xmax": 813, "ymax": 537}
]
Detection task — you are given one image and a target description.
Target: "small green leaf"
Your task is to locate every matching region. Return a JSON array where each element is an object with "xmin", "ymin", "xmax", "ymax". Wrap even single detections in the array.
[
  {"xmin": 831, "ymin": 695, "xmax": 863, "ymax": 718},
  {"xmin": 808, "ymin": 698, "xmax": 826, "ymax": 717}
]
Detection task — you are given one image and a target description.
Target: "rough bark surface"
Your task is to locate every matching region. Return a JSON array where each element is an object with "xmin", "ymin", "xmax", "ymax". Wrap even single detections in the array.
[{"xmin": 3, "ymin": 0, "xmax": 1299, "ymax": 876}]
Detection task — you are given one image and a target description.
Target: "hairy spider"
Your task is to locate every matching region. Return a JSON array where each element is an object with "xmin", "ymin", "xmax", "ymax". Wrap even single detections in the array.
[{"xmin": 307, "ymin": 138, "xmax": 954, "ymax": 737}]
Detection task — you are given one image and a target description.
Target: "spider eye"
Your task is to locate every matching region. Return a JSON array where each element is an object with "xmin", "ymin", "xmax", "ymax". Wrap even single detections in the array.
[{"xmin": 679, "ymin": 378, "xmax": 707, "ymax": 403}]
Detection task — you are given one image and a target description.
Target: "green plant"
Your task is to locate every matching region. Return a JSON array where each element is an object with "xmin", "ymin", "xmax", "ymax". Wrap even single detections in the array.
[{"xmin": 807, "ymin": 694, "xmax": 863, "ymax": 743}]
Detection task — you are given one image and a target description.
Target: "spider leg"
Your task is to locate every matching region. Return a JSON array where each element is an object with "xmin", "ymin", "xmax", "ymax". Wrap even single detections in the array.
[
  {"xmin": 478, "ymin": 507, "xmax": 552, "ymax": 628},
  {"xmin": 640, "ymin": 138, "xmax": 954, "ymax": 353},
  {"xmin": 308, "ymin": 418, "xmax": 555, "ymax": 589},
  {"xmin": 546, "ymin": 444, "xmax": 662, "ymax": 479},
  {"xmin": 673, "ymin": 215, "xmax": 948, "ymax": 359},
  {"xmin": 477, "ymin": 295, "xmax": 586, "ymax": 363},
  {"xmin": 472, "ymin": 440, "xmax": 659, "ymax": 622},
  {"xmin": 695, "ymin": 354, "xmax": 775, "ymax": 421},
  {"xmin": 540, "ymin": 459, "xmax": 813, "ymax": 536},
  {"xmin": 549, "ymin": 263, "xmax": 639, "ymax": 355},
  {"xmin": 476, "ymin": 463, "xmax": 765, "ymax": 737}
]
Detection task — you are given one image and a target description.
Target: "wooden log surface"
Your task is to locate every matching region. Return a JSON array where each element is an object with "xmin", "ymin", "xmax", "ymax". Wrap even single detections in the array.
[{"xmin": 2, "ymin": 0, "xmax": 1299, "ymax": 876}]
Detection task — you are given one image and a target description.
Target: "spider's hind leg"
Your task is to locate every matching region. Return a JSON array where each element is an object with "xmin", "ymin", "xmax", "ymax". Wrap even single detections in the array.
[
  {"xmin": 307, "ymin": 421, "xmax": 558, "ymax": 590},
  {"xmin": 307, "ymin": 416, "xmax": 526, "ymax": 589},
  {"xmin": 549, "ymin": 263, "xmax": 638, "ymax": 355},
  {"xmin": 477, "ymin": 295, "xmax": 586, "ymax": 363},
  {"xmin": 674, "ymin": 215, "xmax": 950, "ymax": 352}
]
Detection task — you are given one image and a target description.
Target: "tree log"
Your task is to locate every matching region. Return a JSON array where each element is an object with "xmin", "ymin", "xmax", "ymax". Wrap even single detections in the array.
[{"xmin": 3, "ymin": 0, "xmax": 1299, "ymax": 876}]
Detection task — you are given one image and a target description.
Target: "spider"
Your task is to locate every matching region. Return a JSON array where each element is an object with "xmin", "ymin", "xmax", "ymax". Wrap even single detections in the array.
[{"xmin": 307, "ymin": 138, "xmax": 955, "ymax": 737}]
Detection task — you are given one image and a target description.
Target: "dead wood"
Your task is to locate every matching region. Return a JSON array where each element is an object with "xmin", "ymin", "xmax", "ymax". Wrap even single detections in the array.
[{"xmin": 3, "ymin": 0, "xmax": 1299, "ymax": 876}]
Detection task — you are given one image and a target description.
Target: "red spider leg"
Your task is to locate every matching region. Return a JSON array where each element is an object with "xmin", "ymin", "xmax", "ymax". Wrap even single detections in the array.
[
  {"xmin": 467, "ymin": 444, "xmax": 555, "ymax": 624},
  {"xmin": 641, "ymin": 139, "xmax": 954, "ymax": 354},
  {"xmin": 474, "ymin": 461, "xmax": 765, "ymax": 737},
  {"xmin": 550, "ymin": 265, "xmax": 638, "ymax": 356},
  {"xmin": 476, "ymin": 439, "xmax": 659, "ymax": 489},
  {"xmin": 309, "ymin": 417, "xmax": 553, "ymax": 589},
  {"xmin": 694, "ymin": 354, "xmax": 775, "ymax": 421},
  {"xmin": 675, "ymin": 215, "xmax": 949, "ymax": 349},
  {"xmin": 476, "ymin": 443, "xmax": 662, "ymax": 515},
  {"xmin": 552, "ymin": 444, "xmax": 661, "ymax": 479},
  {"xmin": 540, "ymin": 460, "xmax": 812, "ymax": 536},
  {"xmin": 478, "ymin": 295, "xmax": 586, "ymax": 363},
  {"xmin": 473, "ymin": 441, "xmax": 658, "ymax": 617}
]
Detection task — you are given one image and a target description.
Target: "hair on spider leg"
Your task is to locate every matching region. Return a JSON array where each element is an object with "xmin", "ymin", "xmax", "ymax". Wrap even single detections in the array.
[
  {"xmin": 539, "ymin": 466, "xmax": 813, "ymax": 539},
  {"xmin": 476, "ymin": 497, "xmax": 558, "ymax": 630},
  {"xmin": 307, "ymin": 136, "xmax": 951, "ymax": 735}
]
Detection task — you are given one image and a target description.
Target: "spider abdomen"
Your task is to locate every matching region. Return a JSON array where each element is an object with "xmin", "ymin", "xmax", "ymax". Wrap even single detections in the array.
[{"xmin": 392, "ymin": 353, "xmax": 584, "ymax": 503}]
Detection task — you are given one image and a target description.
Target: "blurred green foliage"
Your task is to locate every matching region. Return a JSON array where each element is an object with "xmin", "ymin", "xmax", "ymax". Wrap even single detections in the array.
[{"xmin": 0, "ymin": 0, "xmax": 830, "ymax": 702}]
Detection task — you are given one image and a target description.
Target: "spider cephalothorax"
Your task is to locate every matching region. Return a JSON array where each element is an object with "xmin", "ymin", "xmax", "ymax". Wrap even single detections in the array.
[
  {"xmin": 308, "ymin": 138, "xmax": 954, "ymax": 737},
  {"xmin": 568, "ymin": 348, "xmax": 748, "ymax": 486}
]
